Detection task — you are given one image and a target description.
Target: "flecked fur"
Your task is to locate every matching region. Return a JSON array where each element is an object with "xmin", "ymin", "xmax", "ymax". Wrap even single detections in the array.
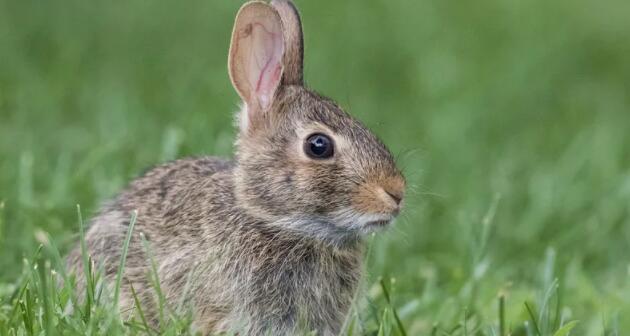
[{"xmin": 67, "ymin": 1, "xmax": 405, "ymax": 335}]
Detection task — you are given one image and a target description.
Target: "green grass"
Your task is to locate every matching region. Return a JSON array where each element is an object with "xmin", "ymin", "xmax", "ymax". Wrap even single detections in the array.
[{"xmin": 1, "ymin": 0, "xmax": 629, "ymax": 334}]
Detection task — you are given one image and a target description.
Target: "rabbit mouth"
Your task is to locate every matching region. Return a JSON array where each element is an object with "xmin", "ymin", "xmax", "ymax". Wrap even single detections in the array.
[
  {"xmin": 364, "ymin": 219, "xmax": 392, "ymax": 227},
  {"xmin": 328, "ymin": 209, "xmax": 397, "ymax": 232},
  {"xmin": 357, "ymin": 213, "xmax": 396, "ymax": 230}
]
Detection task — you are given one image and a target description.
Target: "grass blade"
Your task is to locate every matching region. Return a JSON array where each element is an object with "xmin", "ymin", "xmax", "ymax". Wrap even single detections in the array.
[
  {"xmin": 77, "ymin": 204, "xmax": 94, "ymax": 321},
  {"xmin": 499, "ymin": 294, "xmax": 506, "ymax": 336},
  {"xmin": 129, "ymin": 282, "xmax": 154, "ymax": 335},
  {"xmin": 113, "ymin": 210, "xmax": 138, "ymax": 309},
  {"xmin": 525, "ymin": 302, "xmax": 542, "ymax": 336},
  {"xmin": 552, "ymin": 320, "xmax": 579, "ymax": 336},
  {"xmin": 379, "ymin": 278, "xmax": 407, "ymax": 336}
]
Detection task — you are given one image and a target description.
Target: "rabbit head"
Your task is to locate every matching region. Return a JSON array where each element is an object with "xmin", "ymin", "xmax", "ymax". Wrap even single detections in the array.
[{"xmin": 228, "ymin": 1, "xmax": 405, "ymax": 244}]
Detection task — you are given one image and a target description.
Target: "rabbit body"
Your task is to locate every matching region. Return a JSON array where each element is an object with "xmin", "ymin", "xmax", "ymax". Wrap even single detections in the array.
[
  {"xmin": 67, "ymin": 156, "xmax": 362, "ymax": 335},
  {"xmin": 67, "ymin": 1, "xmax": 405, "ymax": 335}
]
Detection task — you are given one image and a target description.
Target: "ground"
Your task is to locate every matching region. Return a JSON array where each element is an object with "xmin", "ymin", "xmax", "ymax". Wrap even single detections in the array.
[{"xmin": 0, "ymin": 0, "xmax": 629, "ymax": 334}]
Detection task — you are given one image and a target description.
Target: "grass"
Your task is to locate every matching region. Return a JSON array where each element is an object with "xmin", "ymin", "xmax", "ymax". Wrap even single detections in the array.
[{"xmin": 1, "ymin": 0, "xmax": 629, "ymax": 334}]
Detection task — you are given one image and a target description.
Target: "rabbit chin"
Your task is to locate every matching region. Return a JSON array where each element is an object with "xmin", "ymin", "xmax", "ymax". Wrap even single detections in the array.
[
  {"xmin": 330, "ymin": 210, "xmax": 397, "ymax": 234},
  {"xmin": 271, "ymin": 210, "xmax": 396, "ymax": 247}
]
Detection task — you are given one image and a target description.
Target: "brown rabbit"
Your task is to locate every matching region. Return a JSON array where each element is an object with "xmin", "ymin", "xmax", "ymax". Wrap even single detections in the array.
[{"xmin": 66, "ymin": 1, "xmax": 405, "ymax": 335}]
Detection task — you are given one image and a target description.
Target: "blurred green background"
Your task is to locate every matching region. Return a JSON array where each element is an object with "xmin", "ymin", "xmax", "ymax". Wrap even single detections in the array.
[{"xmin": 1, "ymin": 0, "xmax": 629, "ymax": 334}]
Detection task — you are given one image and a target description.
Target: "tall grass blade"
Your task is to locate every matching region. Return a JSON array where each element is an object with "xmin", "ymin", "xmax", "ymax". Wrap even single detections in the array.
[
  {"xmin": 499, "ymin": 295, "xmax": 505, "ymax": 336},
  {"xmin": 525, "ymin": 302, "xmax": 542, "ymax": 336},
  {"xmin": 379, "ymin": 278, "xmax": 407, "ymax": 336},
  {"xmin": 113, "ymin": 210, "xmax": 138, "ymax": 308},
  {"xmin": 129, "ymin": 282, "xmax": 154, "ymax": 335},
  {"xmin": 77, "ymin": 204, "xmax": 93, "ymax": 321}
]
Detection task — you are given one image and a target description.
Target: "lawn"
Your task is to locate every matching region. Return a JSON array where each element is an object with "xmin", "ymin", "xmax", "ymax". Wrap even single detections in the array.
[{"xmin": 1, "ymin": 0, "xmax": 629, "ymax": 334}]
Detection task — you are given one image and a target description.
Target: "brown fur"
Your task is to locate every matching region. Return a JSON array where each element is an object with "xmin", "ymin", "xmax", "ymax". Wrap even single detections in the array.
[{"xmin": 67, "ymin": 2, "xmax": 405, "ymax": 335}]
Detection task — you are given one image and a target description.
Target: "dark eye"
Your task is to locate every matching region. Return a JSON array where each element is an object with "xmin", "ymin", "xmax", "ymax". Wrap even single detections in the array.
[{"xmin": 304, "ymin": 133, "xmax": 334, "ymax": 159}]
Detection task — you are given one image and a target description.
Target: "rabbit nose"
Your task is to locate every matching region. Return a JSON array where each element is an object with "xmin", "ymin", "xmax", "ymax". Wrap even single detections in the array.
[
  {"xmin": 353, "ymin": 175, "xmax": 405, "ymax": 216},
  {"xmin": 385, "ymin": 189, "xmax": 403, "ymax": 206},
  {"xmin": 380, "ymin": 174, "xmax": 405, "ymax": 213},
  {"xmin": 378, "ymin": 183, "xmax": 404, "ymax": 213}
]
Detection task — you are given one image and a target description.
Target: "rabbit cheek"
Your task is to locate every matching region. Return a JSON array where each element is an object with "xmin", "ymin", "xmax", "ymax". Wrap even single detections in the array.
[{"xmin": 300, "ymin": 163, "xmax": 349, "ymax": 208}]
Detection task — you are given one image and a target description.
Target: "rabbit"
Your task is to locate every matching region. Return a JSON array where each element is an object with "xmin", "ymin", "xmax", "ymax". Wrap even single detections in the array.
[{"xmin": 66, "ymin": 0, "xmax": 406, "ymax": 335}]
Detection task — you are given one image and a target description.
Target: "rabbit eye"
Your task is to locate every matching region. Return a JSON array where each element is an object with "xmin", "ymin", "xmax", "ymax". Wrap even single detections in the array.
[{"xmin": 304, "ymin": 133, "xmax": 334, "ymax": 159}]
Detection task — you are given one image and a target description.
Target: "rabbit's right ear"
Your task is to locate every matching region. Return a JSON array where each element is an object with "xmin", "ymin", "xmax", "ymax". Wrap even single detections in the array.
[{"xmin": 229, "ymin": 1, "xmax": 284, "ymax": 130}]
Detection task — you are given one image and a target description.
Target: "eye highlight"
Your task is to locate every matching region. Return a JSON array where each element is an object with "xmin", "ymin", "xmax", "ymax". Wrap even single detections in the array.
[{"xmin": 304, "ymin": 133, "xmax": 334, "ymax": 159}]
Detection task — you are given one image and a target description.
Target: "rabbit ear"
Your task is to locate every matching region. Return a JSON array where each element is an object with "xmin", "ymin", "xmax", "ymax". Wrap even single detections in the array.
[
  {"xmin": 271, "ymin": 0, "xmax": 304, "ymax": 85},
  {"xmin": 229, "ymin": 1, "xmax": 284, "ymax": 124}
]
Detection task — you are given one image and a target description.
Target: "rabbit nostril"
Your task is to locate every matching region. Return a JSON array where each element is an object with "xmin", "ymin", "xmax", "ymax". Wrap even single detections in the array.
[{"xmin": 385, "ymin": 189, "xmax": 403, "ymax": 206}]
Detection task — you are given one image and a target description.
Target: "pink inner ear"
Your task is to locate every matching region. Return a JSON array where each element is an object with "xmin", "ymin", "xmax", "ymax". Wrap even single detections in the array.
[{"xmin": 248, "ymin": 22, "xmax": 284, "ymax": 110}]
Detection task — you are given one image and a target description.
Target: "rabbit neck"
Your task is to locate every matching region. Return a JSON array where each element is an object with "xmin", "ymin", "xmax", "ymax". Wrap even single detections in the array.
[{"xmin": 222, "ymin": 220, "xmax": 365, "ymax": 335}]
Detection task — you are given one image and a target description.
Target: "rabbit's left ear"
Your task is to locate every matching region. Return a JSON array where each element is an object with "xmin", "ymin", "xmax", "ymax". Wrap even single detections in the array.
[
  {"xmin": 271, "ymin": 0, "xmax": 304, "ymax": 85},
  {"xmin": 229, "ymin": 1, "xmax": 284, "ymax": 117}
]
